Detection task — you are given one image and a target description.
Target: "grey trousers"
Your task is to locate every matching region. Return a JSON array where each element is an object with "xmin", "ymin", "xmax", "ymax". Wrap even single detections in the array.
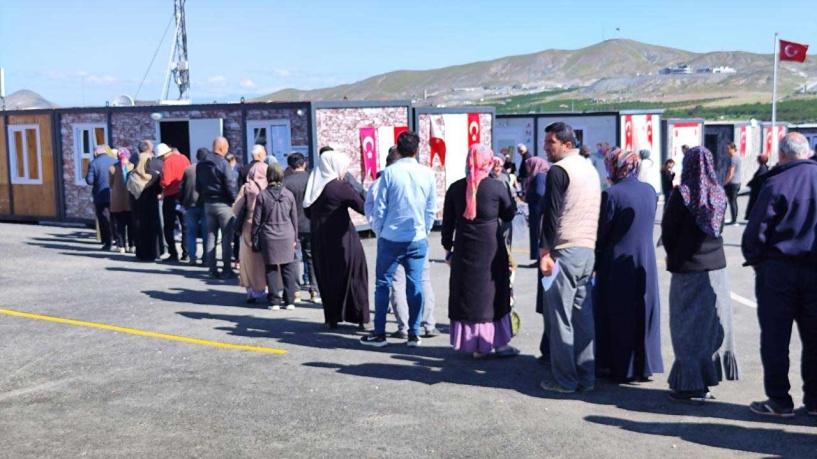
[
  {"xmin": 205, "ymin": 202, "xmax": 235, "ymax": 273},
  {"xmin": 544, "ymin": 247, "xmax": 596, "ymax": 391},
  {"xmin": 392, "ymin": 255, "xmax": 436, "ymax": 332}
]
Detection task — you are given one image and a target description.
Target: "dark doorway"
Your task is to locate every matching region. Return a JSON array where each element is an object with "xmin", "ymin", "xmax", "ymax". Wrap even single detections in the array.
[{"xmin": 159, "ymin": 121, "xmax": 191, "ymax": 160}]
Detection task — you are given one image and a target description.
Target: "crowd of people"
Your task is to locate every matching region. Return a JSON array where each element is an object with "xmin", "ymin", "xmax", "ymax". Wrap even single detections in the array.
[{"xmin": 83, "ymin": 125, "xmax": 816, "ymax": 418}]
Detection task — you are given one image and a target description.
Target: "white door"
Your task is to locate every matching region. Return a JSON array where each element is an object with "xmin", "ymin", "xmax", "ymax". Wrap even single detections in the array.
[
  {"xmin": 247, "ymin": 120, "xmax": 291, "ymax": 164},
  {"xmin": 189, "ymin": 118, "xmax": 223, "ymax": 164}
]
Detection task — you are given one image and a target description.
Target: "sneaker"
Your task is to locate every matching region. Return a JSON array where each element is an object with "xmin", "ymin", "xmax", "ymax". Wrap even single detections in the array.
[
  {"xmin": 268, "ymin": 304, "xmax": 281, "ymax": 311},
  {"xmin": 162, "ymin": 256, "xmax": 179, "ymax": 263},
  {"xmin": 422, "ymin": 327, "xmax": 440, "ymax": 338},
  {"xmin": 407, "ymin": 335, "xmax": 422, "ymax": 347},
  {"xmin": 101, "ymin": 244, "xmax": 112, "ymax": 251},
  {"xmin": 294, "ymin": 291, "xmax": 302, "ymax": 304},
  {"xmin": 577, "ymin": 385, "xmax": 595, "ymax": 392},
  {"xmin": 390, "ymin": 330, "xmax": 408, "ymax": 339},
  {"xmin": 360, "ymin": 333, "xmax": 388, "ymax": 347},
  {"xmin": 119, "ymin": 248, "xmax": 126, "ymax": 255},
  {"xmin": 749, "ymin": 399, "xmax": 795, "ymax": 418},
  {"xmin": 310, "ymin": 292, "xmax": 322, "ymax": 304},
  {"xmin": 540, "ymin": 379, "xmax": 576, "ymax": 394},
  {"xmin": 284, "ymin": 304, "xmax": 295, "ymax": 310},
  {"xmin": 180, "ymin": 255, "xmax": 189, "ymax": 262},
  {"xmin": 128, "ymin": 247, "xmax": 136, "ymax": 254}
]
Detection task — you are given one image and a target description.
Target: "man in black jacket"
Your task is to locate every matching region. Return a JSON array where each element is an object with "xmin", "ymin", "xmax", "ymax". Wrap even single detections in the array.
[
  {"xmin": 282, "ymin": 152, "xmax": 320, "ymax": 303},
  {"xmin": 743, "ymin": 132, "xmax": 817, "ymax": 418},
  {"xmin": 196, "ymin": 137, "xmax": 238, "ymax": 278}
]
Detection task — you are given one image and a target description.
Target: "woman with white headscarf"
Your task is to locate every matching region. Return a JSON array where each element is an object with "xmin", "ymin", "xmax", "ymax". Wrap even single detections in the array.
[{"xmin": 304, "ymin": 150, "xmax": 370, "ymax": 329}]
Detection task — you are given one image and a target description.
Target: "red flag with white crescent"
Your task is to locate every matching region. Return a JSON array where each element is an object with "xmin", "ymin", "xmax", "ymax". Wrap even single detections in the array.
[
  {"xmin": 359, "ymin": 127, "xmax": 377, "ymax": 181},
  {"xmin": 765, "ymin": 127, "xmax": 773, "ymax": 153},
  {"xmin": 467, "ymin": 113, "xmax": 481, "ymax": 147},
  {"xmin": 739, "ymin": 126, "xmax": 747, "ymax": 157},
  {"xmin": 393, "ymin": 125, "xmax": 408, "ymax": 143},
  {"xmin": 430, "ymin": 117, "xmax": 446, "ymax": 166},
  {"xmin": 779, "ymin": 39, "xmax": 809, "ymax": 63},
  {"xmin": 646, "ymin": 114, "xmax": 653, "ymax": 146},
  {"xmin": 623, "ymin": 115, "xmax": 633, "ymax": 152}
]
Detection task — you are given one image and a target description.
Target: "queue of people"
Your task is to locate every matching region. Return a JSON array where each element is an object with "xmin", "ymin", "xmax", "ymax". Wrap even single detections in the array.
[{"xmin": 83, "ymin": 127, "xmax": 816, "ymax": 418}]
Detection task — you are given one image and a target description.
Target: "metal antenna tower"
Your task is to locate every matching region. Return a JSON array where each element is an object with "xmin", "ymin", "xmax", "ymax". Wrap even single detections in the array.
[{"xmin": 161, "ymin": 0, "xmax": 190, "ymax": 103}]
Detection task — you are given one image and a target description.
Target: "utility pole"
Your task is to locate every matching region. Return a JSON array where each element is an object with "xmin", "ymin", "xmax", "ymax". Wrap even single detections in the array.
[{"xmin": 161, "ymin": 0, "xmax": 190, "ymax": 103}]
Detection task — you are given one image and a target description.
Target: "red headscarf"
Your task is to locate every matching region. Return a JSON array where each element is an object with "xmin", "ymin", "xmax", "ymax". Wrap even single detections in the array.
[{"xmin": 464, "ymin": 144, "xmax": 495, "ymax": 220}]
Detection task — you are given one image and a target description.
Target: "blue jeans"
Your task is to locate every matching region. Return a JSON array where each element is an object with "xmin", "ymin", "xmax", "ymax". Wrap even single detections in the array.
[
  {"xmin": 374, "ymin": 238, "xmax": 428, "ymax": 336},
  {"xmin": 184, "ymin": 206, "xmax": 208, "ymax": 262}
]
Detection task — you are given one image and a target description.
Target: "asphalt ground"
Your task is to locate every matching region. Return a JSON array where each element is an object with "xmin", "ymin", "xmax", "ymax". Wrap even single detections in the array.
[{"xmin": 1, "ymin": 195, "xmax": 815, "ymax": 458}]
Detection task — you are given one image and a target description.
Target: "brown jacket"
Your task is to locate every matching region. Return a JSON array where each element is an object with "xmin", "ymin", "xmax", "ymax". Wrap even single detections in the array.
[{"xmin": 109, "ymin": 163, "xmax": 133, "ymax": 213}]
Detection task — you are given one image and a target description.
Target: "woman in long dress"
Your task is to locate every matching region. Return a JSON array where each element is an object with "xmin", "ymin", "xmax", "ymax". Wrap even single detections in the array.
[
  {"xmin": 303, "ymin": 150, "xmax": 369, "ymax": 329},
  {"xmin": 128, "ymin": 152, "xmax": 164, "ymax": 262},
  {"xmin": 524, "ymin": 157, "xmax": 549, "ymax": 263},
  {"xmin": 442, "ymin": 144, "xmax": 518, "ymax": 358},
  {"xmin": 661, "ymin": 146, "xmax": 739, "ymax": 404},
  {"xmin": 109, "ymin": 148, "xmax": 134, "ymax": 254},
  {"xmin": 232, "ymin": 161, "xmax": 269, "ymax": 303},
  {"xmin": 594, "ymin": 149, "xmax": 664, "ymax": 383}
]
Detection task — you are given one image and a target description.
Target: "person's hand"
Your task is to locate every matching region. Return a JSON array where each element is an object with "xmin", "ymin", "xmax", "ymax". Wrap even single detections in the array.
[
  {"xmin": 539, "ymin": 249, "xmax": 554, "ymax": 276},
  {"xmin": 293, "ymin": 241, "xmax": 297, "ymax": 248},
  {"xmin": 445, "ymin": 250, "xmax": 452, "ymax": 267}
]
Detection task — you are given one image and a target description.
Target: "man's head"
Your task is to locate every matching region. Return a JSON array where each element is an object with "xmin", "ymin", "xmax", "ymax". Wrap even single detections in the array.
[
  {"xmin": 318, "ymin": 145, "xmax": 334, "ymax": 156},
  {"xmin": 287, "ymin": 152, "xmax": 306, "ymax": 171},
  {"xmin": 225, "ymin": 154, "xmax": 236, "ymax": 168},
  {"xmin": 138, "ymin": 140, "xmax": 153, "ymax": 154},
  {"xmin": 212, "ymin": 137, "xmax": 229, "ymax": 156},
  {"xmin": 385, "ymin": 146, "xmax": 401, "ymax": 168},
  {"xmin": 726, "ymin": 143, "xmax": 737, "ymax": 156},
  {"xmin": 778, "ymin": 132, "xmax": 811, "ymax": 164},
  {"xmin": 94, "ymin": 145, "xmax": 108, "ymax": 157},
  {"xmin": 681, "ymin": 144, "xmax": 690, "ymax": 155},
  {"xmin": 156, "ymin": 143, "xmax": 172, "ymax": 159},
  {"xmin": 664, "ymin": 159, "xmax": 675, "ymax": 169},
  {"xmin": 579, "ymin": 146, "xmax": 591, "ymax": 158},
  {"xmin": 517, "ymin": 143, "xmax": 528, "ymax": 156},
  {"xmin": 544, "ymin": 122, "xmax": 577, "ymax": 163},
  {"xmin": 596, "ymin": 143, "xmax": 603, "ymax": 151},
  {"xmin": 638, "ymin": 149, "xmax": 651, "ymax": 161},
  {"xmin": 491, "ymin": 155, "xmax": 504, "ymax": 176},
  {"xmin": 251, "ymin": 144, "xmax": 267, "ymax": 162},
  {"xmin": 397, "ymin": 131, "xmax": 420, "ymax": 157},
  {"xmin": 196, "ymin": 147, "xmax": 209, "ymax": 162}
]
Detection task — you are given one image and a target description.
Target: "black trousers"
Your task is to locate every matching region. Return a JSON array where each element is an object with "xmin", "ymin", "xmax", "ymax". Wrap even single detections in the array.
[
  {"xmin": 298, "ymin": 233, "xmax": 318, "ymax": 293},
  {"xmin": 756, "ymin": 261, "xmax": 817, "ymax": 410},
  {"xmin": 266, "ymin": 261, "xmax": 298, "ymax": 305},
  {"xmin": 111, "ymin": 211, "xmax": 134, "ymax": 249},
  {"xmin": 94, "ymin": 202, "xmax": 112, "ymax": 246},
  {"xmin": 161, "ymin": 194, "xmax": 187, "ymax": 259},
  {"xmin": 724, "ymin": 183, "xmax": 740, "ymax": 223}
]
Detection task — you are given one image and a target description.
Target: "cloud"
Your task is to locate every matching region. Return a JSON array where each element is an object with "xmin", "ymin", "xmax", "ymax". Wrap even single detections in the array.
[
  {"xmin": 240, "ymin": 78, "xmax": 255, "ymax": 89},
  {"xmin": 206, "ymin": 75, "xmax": 228, "ymax": 84},
  {"xmin": 44, "ymin": 70, "xmax": 119, "ymax": 86}
]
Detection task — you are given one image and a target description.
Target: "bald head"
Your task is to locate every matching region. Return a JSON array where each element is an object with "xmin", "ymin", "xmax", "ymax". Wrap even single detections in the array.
[
  {"xmin": 779, "ymin": 132, "xmax": 811, "ymax": 164},
  {"xmin": 251, "ymin": 144, "xmax": 267, "ymax": 161},
  {"xmin": 213, "ymin": 137, "xmax": 229, "ymax": 156}
]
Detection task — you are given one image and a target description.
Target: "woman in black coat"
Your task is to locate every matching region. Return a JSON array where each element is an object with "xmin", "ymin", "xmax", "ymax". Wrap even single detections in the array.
[
  {"xmin": 443, "ymin": 144, "xmax": 518, "ymax": 358},
  {"xmin": 128, "ymin": 153, "xmax": 164, "ymax": 262},
  {"xmin": 594, "ymin": 149, "xmax": 663, "ymax": 383}
]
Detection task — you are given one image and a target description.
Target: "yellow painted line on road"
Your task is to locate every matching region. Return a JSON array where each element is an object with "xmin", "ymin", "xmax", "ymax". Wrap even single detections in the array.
[{"xmin": 0, "ymin": 308, "xmax": 286, "ymax": 355}]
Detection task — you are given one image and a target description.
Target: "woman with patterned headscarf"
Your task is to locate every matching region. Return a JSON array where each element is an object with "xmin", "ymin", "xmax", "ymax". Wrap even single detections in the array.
[
  {"xmin": 442, "ymin": 144, "xmax": 518, "ymax": 358},
  {"xmin": 661, "ymin": 146, "xmax": 738, "ymax": 404},
  {"xmin": 109, "ymin": 148, "xmax": 134, "ymax": 254},
  {"xmin": 523, "ymin": 157, "xmax": 551, "ymax": 264},
  {"xmin": 594, "ymin": 149, "xmax": 664, "ymax": 384},
  {"xmin": 303, "ymin": 150, "xmax": 369, "ymax": 329}
]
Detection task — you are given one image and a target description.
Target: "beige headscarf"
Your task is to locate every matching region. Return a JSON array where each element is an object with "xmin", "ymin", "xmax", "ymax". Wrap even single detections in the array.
[
  {"xmin": 303, "ymin": 150, "xmax": 350, "ymax": 208},
  {"xmin": 127, "ymin": 152, "xmax": 155, "ymax": 200}
]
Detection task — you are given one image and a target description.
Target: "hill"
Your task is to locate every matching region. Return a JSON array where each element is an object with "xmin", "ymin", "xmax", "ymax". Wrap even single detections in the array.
[
  {"xmin": 256, "ymin": 39, "xmax": 816, "ymax": 107},
  {"xmin": 2, "ymin": 89, "xmax": 59, "ymax": 110}
]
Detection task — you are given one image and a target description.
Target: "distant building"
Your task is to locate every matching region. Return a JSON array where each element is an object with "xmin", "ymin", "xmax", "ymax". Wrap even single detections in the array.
[
  {"xmin": 660, "ymin": 64, "xmax": 693, "ymax": 75},
  {"xmin": 697, "ymin": 66, "xmax": 737, "ymax": 74}
]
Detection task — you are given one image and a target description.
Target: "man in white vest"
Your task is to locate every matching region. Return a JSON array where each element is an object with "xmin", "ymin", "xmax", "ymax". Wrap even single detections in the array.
[{"xmin": 538, "ymin": 122, "xmax": 601, "ymax": 393}]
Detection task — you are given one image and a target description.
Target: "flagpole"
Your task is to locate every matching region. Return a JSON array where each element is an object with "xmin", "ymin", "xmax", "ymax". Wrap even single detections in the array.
[{"xmin": 772, "ymin": 32, "xmax": 779, "ymax": 158}]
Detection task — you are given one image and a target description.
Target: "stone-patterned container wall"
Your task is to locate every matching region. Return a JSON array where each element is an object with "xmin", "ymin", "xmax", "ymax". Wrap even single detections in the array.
[
  {"xmin": 315, "ymin": 106, "xmax": 410, "ymax": 226},
  {"xmin": 417, "ymin": 112, "xmax": 493, "ymax": 218},
  {"xmin": 246, "ymin": 107, "xmax": 310, "ymax": 147},
  {"xmin": 60, "ymin": 112, "xmax": 109, "ymax": 220}
]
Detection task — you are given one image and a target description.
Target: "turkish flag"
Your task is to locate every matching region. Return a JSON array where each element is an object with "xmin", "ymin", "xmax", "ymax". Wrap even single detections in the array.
[
  {"xmin": 739, "ymin": 127, "xmax": 747, "ymax": 157},
  {"xmin": 646, "ymin": 114, "xmax": 653, "ymax": 146},
  {"xmin": 467, "ymin": 113, "xmax": 481, "ymax": 146},
  {"xmin": 430, "ymin": 117, "xmax": 446, "ymax": 166},
  {"xmin": 623, "ymin": 115, "xmax": 633, "ymax": 152},
  {"xmin": 359, "ymin": 127, "xmax": 377, "ymax": 181},
  {"xmin": 780, "ymin": 39, "xmax": 808, "ymax": 62},
  {"xmin": 393, "ymin": 125, "xmax": 408, "ymax": 143}
]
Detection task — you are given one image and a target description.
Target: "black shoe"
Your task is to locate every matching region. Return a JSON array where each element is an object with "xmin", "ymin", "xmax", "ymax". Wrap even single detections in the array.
[
  {"xmin": 209, "ymin": 270, "xmax": 221, "ymax": 279},
  {"xmin": 360, "ymin": 333, "xmax": 388, "ymax": 347},
  {"xmin": 221, "ymin": 270, "xmax": 237, "ymax": 279},
  {"xmin": 101, "ymin": 244, "xmax": 112, "ymax": 251},
  {"xmin": 407, "ymin": 335, "xmax": 422, "ymax": 347},
  {"xmin": 180, "ymin": 255, "xmax": 189, "ymax": 262},
  {"xmin": 422, "ymin": 327, "xmax": 440, "ymax": 338},
  {"xmin": 162, "ymin": 256, "xmax": 179, "ymax": 263},
  {"xmin": 749, "ymin": 399, "xmax": 795, "ymax": 417},
  {"xmin": 187, "ymin": 259, "xmax": 198, "ymax": 266},
  {"xmin": 390, "ymin": 330, "xmax": 408, "ymax": 339},
  {"xmin": 246, "ymin": 298, "xmax": 257, "ymax": 305}
]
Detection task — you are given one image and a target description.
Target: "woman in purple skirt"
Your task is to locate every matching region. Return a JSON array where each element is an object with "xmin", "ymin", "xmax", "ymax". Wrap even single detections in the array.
[{"xmin": 442, "ymin": 144, "xmax": 519, "ymax": 358}]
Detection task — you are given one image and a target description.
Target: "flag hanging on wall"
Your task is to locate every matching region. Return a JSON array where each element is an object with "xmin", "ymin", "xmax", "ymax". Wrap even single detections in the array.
[
  {"xmin": 646, "ymin": 114, "xmax": 653, "ymax": 146},
  {"xmin": 467, "ymin": 113, "xmax": 481, "ymax": 147},
  {"xmin": 779, "ymin": 39, "xmax": 809, "ymax": 62},
  {"xmin": 623, "ymin": 115, "xmax": 633, "ymax": 152},
  {"xmin": 430, "ymin": 117, "xmax": 446, "ymax": 166},
  {"xmin": 394, "ymin": 125, "xmax": 408, "ymax": 142},
  {"xmin": 359, "ymin": 127, "xmax": 377, "ymax": 181}
]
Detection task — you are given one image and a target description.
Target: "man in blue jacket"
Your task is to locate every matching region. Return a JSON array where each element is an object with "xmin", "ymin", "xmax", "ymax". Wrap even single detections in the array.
[
  {"xmin": 85, "ymin": 146, "xmax": 118, "ymax": 251},
  {"xmin": 743, "ymin": 132, "xmax": 817, "ymax": 418}
]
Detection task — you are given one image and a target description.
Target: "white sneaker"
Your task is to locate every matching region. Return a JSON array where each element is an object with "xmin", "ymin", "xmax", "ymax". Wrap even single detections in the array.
[
  {"xmin": 268, "ymin": 305, "xmax": 281, "ymax": 311},
  {"xmin": 119, "ymin": 248, "xmax": 126, "ymax": 255},
  {"xmin": 284, "ymin": 304, "xmax": 295, "ymax": 310}
]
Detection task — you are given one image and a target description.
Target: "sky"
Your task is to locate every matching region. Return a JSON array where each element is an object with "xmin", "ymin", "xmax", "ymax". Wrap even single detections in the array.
[{"xmin": 1, "ymin": 0, "xmax": 815, "ymax": 107}]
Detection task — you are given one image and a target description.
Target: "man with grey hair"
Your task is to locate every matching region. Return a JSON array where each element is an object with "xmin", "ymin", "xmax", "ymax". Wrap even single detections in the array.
[
  {"xmin": 239, "ymin": 144, "xmax": 267, "ymax": 189},
  {"xmin": 743, "ymin": 132, "xmax": 817, "ymax": 418},
  {"xmin": 516, "ymin": 143, "xmax": 532, "ymax": 183},
  {"xmin": 85, "ymin": 145, "xmax": 118, "ymax": 250},
  {"xmin": 538, "ymin": 121, "xmax": 601, "ymax": 393}
]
